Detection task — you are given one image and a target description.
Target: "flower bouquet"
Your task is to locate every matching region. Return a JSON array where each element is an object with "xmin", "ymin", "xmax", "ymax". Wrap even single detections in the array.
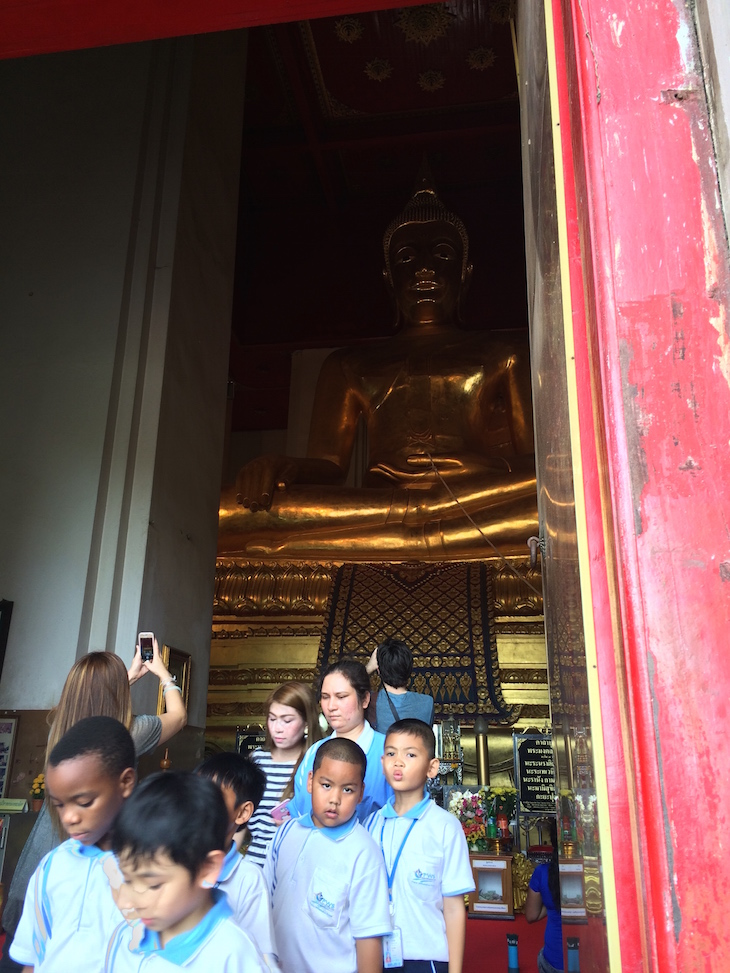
[
  {"xmin": 447, "ymin": 787, "xmax": 491, "ymax": 851},
  {"xmin": 30, "ymin": 772, "xmax": 45, "ymax": 809},
  {"xmin": 487, "ymin": 785, "xmax": 517, "ymax": 844},
  {"xmin": 487, "ymin": 785, "xmax": 517, "ymax": 820}
]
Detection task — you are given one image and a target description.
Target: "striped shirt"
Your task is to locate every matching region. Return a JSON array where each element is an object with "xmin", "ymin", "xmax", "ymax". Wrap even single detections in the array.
[{"xmin": 246, "ymin": 750, "xmax": 296, "ymax": 866}]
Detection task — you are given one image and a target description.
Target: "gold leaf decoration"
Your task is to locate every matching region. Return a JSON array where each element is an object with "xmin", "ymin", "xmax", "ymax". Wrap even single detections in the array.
[
  {"xmin": 364, "ymin": 58, "xmax": 393, "ymax": 82},
  {"xmin": 395, "ymin": 5, "xmax": 454, "ymax": 47},
  {"xmin": 489, "ymin": 0, "xmax": 516, "ymax": 25},
  {"xmin": 467, "ymin": 47, "xmax": 497, "ymax": 71},
  {"xmin": 418, "ymin": 70, "xmax": 446, "ymax": 93},
  {"xmin": 334, "ymin": 16, "xmax": 364, "ymax": 43}
]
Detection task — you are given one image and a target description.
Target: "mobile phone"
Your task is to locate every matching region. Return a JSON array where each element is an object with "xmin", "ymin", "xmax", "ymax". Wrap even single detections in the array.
[
  {"xmin": 138, "ymin": 632, "xmax": 154, "ymax": 663},
  {"xmin": 270, "ymin": 800, "xmax": 290, "ymax": 823}
]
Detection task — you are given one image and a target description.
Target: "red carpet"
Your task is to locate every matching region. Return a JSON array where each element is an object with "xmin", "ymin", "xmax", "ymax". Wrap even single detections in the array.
[
  {"xmin": 465, "ymin": 914, "xmax": 608, "ymax": 972},
  {"xmin": 1, "ymin": 917, "xmax": 606, "ymax": 970},
  {"xmin": 465, "ymin": 914, "xmax": 544, "ymax": 973}
]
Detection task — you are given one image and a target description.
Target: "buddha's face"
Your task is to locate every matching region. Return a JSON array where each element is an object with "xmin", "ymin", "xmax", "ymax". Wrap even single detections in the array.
[{"xmin": 388, "ymin": 220, "xmax": 467, "ymax": 328}]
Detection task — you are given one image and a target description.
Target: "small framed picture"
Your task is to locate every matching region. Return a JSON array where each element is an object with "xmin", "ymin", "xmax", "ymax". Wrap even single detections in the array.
[
  {"xmin": 0, "ymin": 717, "xmax": 18, "ymax": 798},
  {"xmin": 156, "ymin": 645, "xmax": 191, "ymax": 715}
]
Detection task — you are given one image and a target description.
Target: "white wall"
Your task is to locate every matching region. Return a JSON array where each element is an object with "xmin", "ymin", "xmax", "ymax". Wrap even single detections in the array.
[
  {"xmin": 0, "ymin": 33, "xmax": 247, "ymax": 725},
  {"xmin": 0, "ymin": 43, "xmax": 158, "ymax": 706}
]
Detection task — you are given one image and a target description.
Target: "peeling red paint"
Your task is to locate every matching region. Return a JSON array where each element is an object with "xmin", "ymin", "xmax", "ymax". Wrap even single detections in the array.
[{"xmin": 560, "ymin": 0, "xmax": 730, "ymax": 969}]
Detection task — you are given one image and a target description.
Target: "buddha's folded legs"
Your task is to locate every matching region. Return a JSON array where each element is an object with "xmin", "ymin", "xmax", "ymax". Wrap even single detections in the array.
[{"xmin": 218, "ymin": 480, "xmax": 538, "ymax": 559}]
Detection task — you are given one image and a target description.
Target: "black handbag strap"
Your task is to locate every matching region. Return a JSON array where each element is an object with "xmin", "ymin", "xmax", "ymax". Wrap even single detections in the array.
[{"xmin": 382, "ymin": 685, "xmax": 401, "ymax": 722}]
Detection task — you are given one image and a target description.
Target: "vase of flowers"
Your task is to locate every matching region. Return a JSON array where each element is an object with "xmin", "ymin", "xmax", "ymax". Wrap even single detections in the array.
[
  {"xmin": 486, "ymin": 785, "xmax": 517, "ymax": 847},
  {"xmin": 30, "ymin": 772, "xmax": 45, "ymax": 811},
  {"xmin": 488, "ymin": 785, "xmax": 517, "ymax": 821},
  {"xmin": 447, "ymin": 787, "xmax": 491, "ymax": 852}
]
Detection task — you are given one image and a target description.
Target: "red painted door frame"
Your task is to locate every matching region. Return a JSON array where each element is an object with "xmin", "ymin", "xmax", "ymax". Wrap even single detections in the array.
[
  {"xmin": 549, "ymin": 0, "xmax": 730, "ymax": 969},
  {"xmin": 3, "ymin": 0, "xmax": 730, "ymax": 969}
]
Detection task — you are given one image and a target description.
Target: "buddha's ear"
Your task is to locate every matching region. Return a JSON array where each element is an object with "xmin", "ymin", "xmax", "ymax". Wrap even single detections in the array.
[
  {"xmin": 457, "ymin": 262, "xmax": 473, "ymax": 326},
  {"xmin": 383, "ymin": 268, "xmax": 400, "ymax": 331},
  {"xmin": 462, "ymin": 261, "xmax": 473, "ymax": 295}
]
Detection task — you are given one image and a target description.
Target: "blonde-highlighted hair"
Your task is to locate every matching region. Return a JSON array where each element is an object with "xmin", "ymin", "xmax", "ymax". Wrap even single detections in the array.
[
  {"xmin": 263, "ymin": 682, "xmax": 321, "ymax": 801},
  {"xmin": 46, "ymin": 652, "xmax": 133, "ymax": 762}
]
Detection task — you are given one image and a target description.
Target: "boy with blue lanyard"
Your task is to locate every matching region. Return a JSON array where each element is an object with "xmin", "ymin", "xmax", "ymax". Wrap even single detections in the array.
[
  {"xmin": 264, "ymin": 737, "xmax": 391, "ymax": 973},
  {"xmin": 10, "ymin": 716, "xmax": 137, "ymax": 972},
  {"xmin": 365, "ymin": 719, "xmax": 475, "ymax": 973},
  {"xmin": 105, "ymin": 772, "xmax": 267, "ymax": 972}
]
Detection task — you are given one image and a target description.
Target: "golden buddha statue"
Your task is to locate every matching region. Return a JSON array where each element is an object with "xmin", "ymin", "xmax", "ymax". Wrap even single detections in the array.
[{"xmin": 218, "ymin": 175, "xmax": 538, "ymax": 559}]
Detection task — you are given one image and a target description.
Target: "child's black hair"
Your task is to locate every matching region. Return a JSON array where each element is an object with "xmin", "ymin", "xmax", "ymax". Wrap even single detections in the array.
[
  {"xmin": 312, "ymin": 737, "xmax": 367, "ymax": 781},
  {"xmin": 195, "ymin": 751, "xmax": 266, "ymax": 811},
  {"xmin": 48, "ymin": 715, "xmax": 135, "ymax": 778},
  {"xmin": 385, "ymin": 718, "xmax": 436, "ymax": 760},
  {"xmin": 112, "ymin": 771, "xmax": 228, "ymax": 879},
  {"xmin": 376, "ymin": 637, "xmax": 414, "ymax": 689}
]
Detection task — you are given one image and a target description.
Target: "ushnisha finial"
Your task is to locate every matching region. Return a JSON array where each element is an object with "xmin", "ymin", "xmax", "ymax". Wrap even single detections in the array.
[{"xmin": 383, "ymin": 158, "xmax": 470, "ymax": 283}]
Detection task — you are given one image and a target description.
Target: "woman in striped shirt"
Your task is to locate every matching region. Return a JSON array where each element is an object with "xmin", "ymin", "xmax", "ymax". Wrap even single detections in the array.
[{"xmin": 246, "ymin": 681, "xmax": 321, "ymax": 866}]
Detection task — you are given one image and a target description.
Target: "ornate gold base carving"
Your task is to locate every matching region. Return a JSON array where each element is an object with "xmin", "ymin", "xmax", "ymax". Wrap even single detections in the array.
[
  {"xmin": 207, "ymin": 558, "xmax": 548, "ymax": 745},
  {"xmin": 214, "ymin": 560, "xmax": 336, "ymax": 616},
  {"xmin": 214, "ymin": 558, "xmax": 543, "ymax": 618},
  {"xmin": 512, "ymin": 853, "xmax": 536, "ymax": 913},
  {"xmin": 583, "ymin": 856, "xmax": 604, "ymax": 915}
]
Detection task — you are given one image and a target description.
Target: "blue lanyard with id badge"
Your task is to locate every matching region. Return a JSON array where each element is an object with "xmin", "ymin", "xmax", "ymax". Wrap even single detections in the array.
[{"xmin": 380, "ymin": 818, "xmax": 417, "ymax": 969}]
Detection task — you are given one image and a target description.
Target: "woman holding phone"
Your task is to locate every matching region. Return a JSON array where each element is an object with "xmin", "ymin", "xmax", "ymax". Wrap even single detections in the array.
[
  {"xmin": 0, "ymin": 640, "xmax": 187, "ymax": 972},
  {"xmin": 245, "ymin": 681, "xmax": 321, "ymax": 866}
]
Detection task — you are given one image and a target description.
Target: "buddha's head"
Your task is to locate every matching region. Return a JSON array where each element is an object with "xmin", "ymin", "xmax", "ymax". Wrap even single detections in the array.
[{"xmin": 383, "ymin": 171, "xmax": 472, "ymax": 328}]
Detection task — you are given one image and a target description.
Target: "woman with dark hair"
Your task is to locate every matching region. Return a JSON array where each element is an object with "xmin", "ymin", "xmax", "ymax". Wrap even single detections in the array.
[
  {"xmin": 525, "ymin": 819, "xmax": 564, "ymax": 972},
  {"xmin": 288, "ymin": 657, "xmax": 393, "ymax": 821},
  {"xmin": 366, "ymin": 636, "xmax": 435, "ymax": 734}
]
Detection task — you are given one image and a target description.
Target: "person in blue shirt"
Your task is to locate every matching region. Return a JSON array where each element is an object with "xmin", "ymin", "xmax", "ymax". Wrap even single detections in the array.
[
  {"xmin": 526, "ymin": 819, "xmax": 564, "ymax": 972},
  {"xmin": 365, "ymin": 638, "xmax": 435, "ymax": 735},
  {"xmin": 10, "ymin": 716, "xmax": 137, "ymax": 972},
  {"xmin": 289, "ymin": 658, "xmax": 393, "ymax": 822},
  {"xmin": 107, "ymin": 772, "xmax": 267, "ymax": 972}
]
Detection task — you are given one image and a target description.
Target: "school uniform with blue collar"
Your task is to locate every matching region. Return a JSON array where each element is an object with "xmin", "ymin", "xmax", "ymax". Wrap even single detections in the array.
[
  {"xmin": 214, "ymin": 840, "xmax": 279, "ymax": 967},
  {"xmin": 365, "ymin": 793, "xmax": 475, "ymax": 968},
  {"xmin": 103, "ymin": 890, "xmax": 268, "ymax": 973},
  {"xmin": 289, "ymin": 722, "xmax": 393, "ymax": 822},
  {"xmin": 10, "ymin": 838, "xmax": 124, "ymax": 971},
  {"xmin": 263, "ymin": 813, "xmax": 391, "ymax": 973}
]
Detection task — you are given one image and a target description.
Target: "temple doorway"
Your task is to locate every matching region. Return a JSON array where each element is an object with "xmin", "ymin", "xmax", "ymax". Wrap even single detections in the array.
[{"xmin": 210, "ymin": 2, "xmax": 612, "ymax": 970}]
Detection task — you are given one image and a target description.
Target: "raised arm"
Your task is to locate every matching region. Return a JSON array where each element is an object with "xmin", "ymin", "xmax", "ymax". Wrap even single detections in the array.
[{"xmin": 129, "ymin": 638, "xmax": 187, "ymax": 745}]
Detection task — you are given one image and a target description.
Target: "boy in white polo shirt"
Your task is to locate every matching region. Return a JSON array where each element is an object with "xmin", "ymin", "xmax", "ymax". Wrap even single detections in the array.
[
  {"xmin": 105, "ymin": 772, "xmax": 267, "ymax": 972},
  {"xmin": 264, "ymin": 737, "xmax": 391, "ymax": 973},
  {"xmin": 195, "ymin": 751, "xmax": 279, "ymax": 970},
  {"xmin": 365, "ymin": 719, "xmax": 475, "ymax": 973},
  {"xmin": 11, "ymin": 716, "xmax": 136, "ymax": 972}
]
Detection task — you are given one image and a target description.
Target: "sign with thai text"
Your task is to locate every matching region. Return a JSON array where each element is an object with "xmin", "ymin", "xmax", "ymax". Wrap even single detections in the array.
[{"xmin": 514, "ymin": 734, "xmax": 555, "ymax": 812}]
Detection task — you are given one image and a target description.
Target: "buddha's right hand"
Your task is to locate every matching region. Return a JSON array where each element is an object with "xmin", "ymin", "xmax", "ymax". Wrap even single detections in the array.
[{"xmin": 235, "ymin": 454, "xmax": 299, "ymax": 511}]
